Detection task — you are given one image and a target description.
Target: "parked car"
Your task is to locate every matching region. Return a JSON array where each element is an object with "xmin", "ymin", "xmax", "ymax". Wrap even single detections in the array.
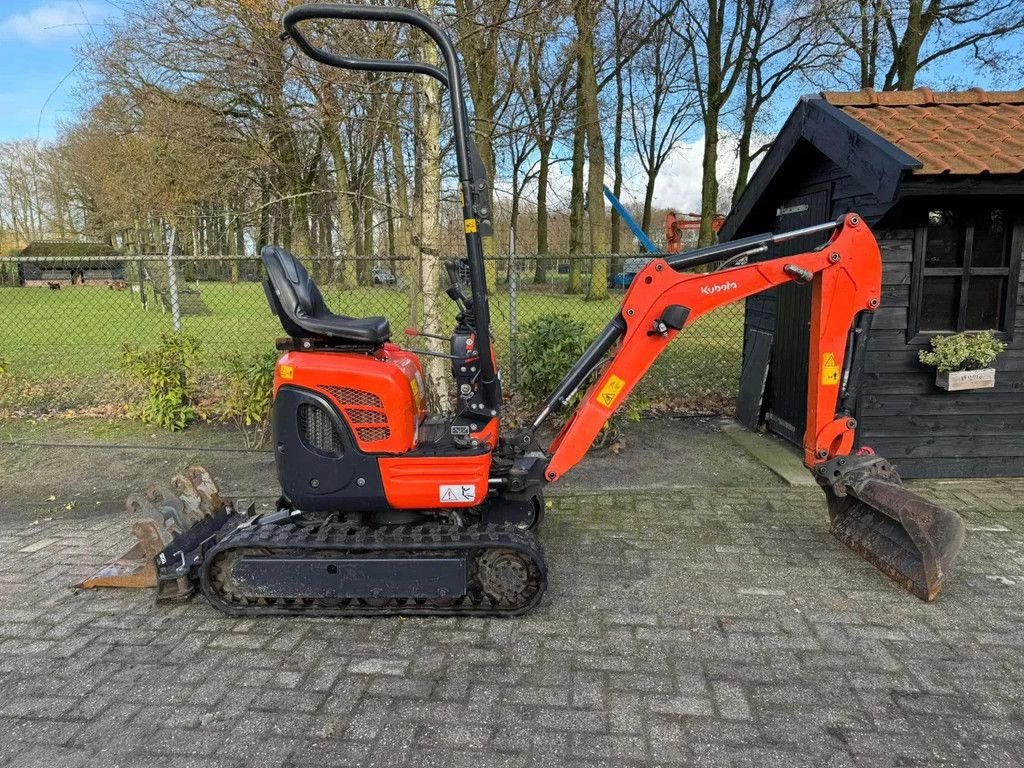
[{"xmin": 372, "ymin": 267, "xmax": 397, "ymax": 285}]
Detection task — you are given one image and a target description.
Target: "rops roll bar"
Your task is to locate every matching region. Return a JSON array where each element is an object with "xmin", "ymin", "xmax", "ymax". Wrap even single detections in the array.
[{"xmin": 281, "ymin": 4, "xmax": 500, "ymax": 410}]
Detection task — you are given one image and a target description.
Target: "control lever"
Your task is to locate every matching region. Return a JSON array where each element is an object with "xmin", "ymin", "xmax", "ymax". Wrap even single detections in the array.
[
  {"xmin": 444, "ymin": 259, "xmax": 463, "ymax": 289},
  {"xmin": 444, "ymin": 259, "xmax": 471, "ymax": 310}
]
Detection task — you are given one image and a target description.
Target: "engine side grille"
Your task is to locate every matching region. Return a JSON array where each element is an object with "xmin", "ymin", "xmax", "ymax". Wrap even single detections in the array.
[
  {"xmin": 318, "ymin": 386, "xmax": 391, "ymax": 444},
  {"xmin": 297, "ymin": 403, "xmax": 343, "ymax": 457},
  {"xmin": 356, "ymin": 427, "xmax": 391, "ymax": 442},
  {"xmin": 346, "ymin": 408, "xmax": 386, "ymax": 424},
  {"xmin": 320, "ymin": 386, "xmax": 383, "ymax": 408}
]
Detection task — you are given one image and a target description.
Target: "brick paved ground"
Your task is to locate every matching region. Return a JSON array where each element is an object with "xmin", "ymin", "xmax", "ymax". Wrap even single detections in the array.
[{"xmin": 1, "ymin": 480, "xmax": 1022, "ymax": 767}]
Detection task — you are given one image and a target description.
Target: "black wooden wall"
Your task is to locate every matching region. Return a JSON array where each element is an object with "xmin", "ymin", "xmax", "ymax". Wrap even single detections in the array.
[
  {"xmin": 855, "ymin": 229, "xmax": 1024, "ymax": 478},
  {"xmin": 738, "ymin": 140, "xmax": 1024, "ymax": 478}
]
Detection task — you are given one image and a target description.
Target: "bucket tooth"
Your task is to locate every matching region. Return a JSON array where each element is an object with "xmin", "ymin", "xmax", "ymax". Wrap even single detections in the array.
[
  {"xmin": 145, "ymin": 483, "xmax": 195, "ymax": 530},
  {"xmin": 186, "ymin": 466, "xmax": 223, "ymax": 515},
  {"xmin": 817, "ymin": 455, "xmax": 965, "ymax": 601},
  {"xmin": 127, "ymin": 493, "xmax": 180, "ymax": 543},
  {"xmin": 171, "ymin": 473, "xmax": 206, "ymax": 521}
]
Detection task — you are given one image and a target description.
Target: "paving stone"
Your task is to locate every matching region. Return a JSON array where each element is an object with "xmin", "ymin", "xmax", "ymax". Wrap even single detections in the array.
[{"xmin": 1, "ymin": 483, "xmax": 1023, "ymax": 766}]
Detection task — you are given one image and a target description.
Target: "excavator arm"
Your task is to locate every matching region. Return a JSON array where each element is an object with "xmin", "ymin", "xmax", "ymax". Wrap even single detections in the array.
[
  {"xmin": 544, "ymin": 214, "xmax": 879, "ymax": 477},
  {"xmin": 542, "ymin": 214, "xmax": 964, "ymax": 601}
]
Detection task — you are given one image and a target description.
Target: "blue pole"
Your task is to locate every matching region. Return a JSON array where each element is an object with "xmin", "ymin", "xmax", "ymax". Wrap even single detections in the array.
[{"xmin": 602, "ymin": 185, "xmax": 659, "ymax": 254}]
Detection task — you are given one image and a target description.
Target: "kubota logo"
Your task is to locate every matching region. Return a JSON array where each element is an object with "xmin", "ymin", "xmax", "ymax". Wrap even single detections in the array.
[{"xmin": 700, "ymin": 281, "xmax": 738, "ymax": 295}]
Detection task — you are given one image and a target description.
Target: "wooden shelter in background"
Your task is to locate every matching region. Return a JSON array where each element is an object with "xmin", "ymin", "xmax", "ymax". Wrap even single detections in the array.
[
  {"xmin": 18, "ymin": 240, "xmax": 124, "ymax": 286},
  {"xmin": 723, "ymin": 88, "xmax": 1024, "ymax": 478}
]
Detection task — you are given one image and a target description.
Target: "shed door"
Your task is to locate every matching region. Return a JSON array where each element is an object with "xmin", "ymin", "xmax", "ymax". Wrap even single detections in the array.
[{"xmin": 765, "ymin": 187, "xmax": 831, "ymax": 445}]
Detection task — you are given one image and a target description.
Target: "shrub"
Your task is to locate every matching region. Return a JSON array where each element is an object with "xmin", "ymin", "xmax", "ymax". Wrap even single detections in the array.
[
  {"xmin": 0, "ymin": 353, "xmax": 9, "ymax": 402},
  {"xmin": 516, "ymin": 313, "xmax": 591, "ymax": 405},
  {"xmin": 121, "ymin": 333, "xmax": 202, "ymax": 431},
  {"xmin": 220, "ymin": 348, "xmax": 278, "ymax": 448},
  {"xmin": 918, "ymin": 331, "xmax": 1007, "ymax": 374}
]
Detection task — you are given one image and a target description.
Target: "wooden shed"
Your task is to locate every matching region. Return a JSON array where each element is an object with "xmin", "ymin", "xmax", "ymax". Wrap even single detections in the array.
[
  {"xmin": 18, "ymin": 240, "xmax": 124, "ymax": 286},
  {"xmin": 724, "ymin": 88, "xmax": 1024, "ymax": 478}
]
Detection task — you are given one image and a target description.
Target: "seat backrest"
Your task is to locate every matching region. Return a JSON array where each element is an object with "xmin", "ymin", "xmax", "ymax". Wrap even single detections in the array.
[{"xmin": 261, "ymin": 245, "xmax": 326, "ymax": 337}]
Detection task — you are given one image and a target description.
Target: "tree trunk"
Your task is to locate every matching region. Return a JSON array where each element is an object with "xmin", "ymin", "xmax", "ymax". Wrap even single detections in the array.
[
  {"xmin": 324, "ymin": 122, "xmax": 358, "ymax": 288},
  {"xmin": 697, "ymin": 113, "xmax": 719, "ymax": 247},
  {"xmin": 732, "ymin": 103, "xmax": 755, "ymax": 208},
  {"xmin": 416, "ymin": 0, "xmax": 451, "ymax": 409},
  {"xmin": 576, "ymin": 0, "xmax": 609, "ymax": 301},
  {"xmin": 359, "ymin": 154, "xmax": 374, "ymax": 284},
  {"xmin": 533, "ymin": 143, "xmax": 551, "ymax": 284},
  {"xmin": 610, "ymin": 4, "xmax": 625, "ymax": 257},
  {"xmin": 567, "ymin": 113, "xmax": 585, "ymax": 295},
  {"xmin": 387, "ymin": 93, "xmax": 414, "ymax": 304},
  {"xmin": 642, "ymin": 169, "xmax": 656, "ymax": 234}
]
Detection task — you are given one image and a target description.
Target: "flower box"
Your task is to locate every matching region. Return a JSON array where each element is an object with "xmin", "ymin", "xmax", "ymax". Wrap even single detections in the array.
[{"xmin": 935, "ymin": 368, "xmax": 995, "ymax": 391}]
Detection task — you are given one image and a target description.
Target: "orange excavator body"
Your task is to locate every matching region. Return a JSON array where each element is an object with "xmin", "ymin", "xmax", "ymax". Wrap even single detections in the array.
[{"xmin": 76, "ymin": 3, "xmax": 965, "ymax": 615}]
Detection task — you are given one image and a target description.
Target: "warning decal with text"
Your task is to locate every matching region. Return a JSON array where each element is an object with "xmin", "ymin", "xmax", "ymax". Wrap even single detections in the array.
[
  {"xmin": 821, "ymin": 352, "xmax": 841, "ymax": 386},
  {"xmin": 595, "ymin": 374, "xmax": 626, "ymax": 408}
]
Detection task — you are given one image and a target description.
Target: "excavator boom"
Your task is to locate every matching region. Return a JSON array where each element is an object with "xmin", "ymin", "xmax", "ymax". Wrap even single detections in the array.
[{"xmin": 542, "ymin": 214, "xmax": 964, "ymax": 600}]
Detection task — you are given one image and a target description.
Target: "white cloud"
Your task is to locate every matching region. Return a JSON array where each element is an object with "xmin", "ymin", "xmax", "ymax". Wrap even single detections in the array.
[
  {"xmin": 0, "ymin": 1, "xmax": 107, "ymax": 45},
  {"xmin": 493, "ymin": 130, "xmax": 773, "ymax": 219}
]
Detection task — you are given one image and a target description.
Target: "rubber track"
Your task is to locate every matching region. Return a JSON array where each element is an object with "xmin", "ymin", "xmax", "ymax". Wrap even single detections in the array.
[{"xmin": 200, "ymin": 521, "xmax": 547, "ymax": 617}]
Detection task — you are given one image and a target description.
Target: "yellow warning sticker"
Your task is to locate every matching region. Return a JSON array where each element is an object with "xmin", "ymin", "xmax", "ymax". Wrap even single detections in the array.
[
  {"xmin": 278, "ymin": 364, "xmax": 294, "ymax": 381},
  {"xmin": 464, "ymin": 218, "xmax": 478, "ymax": 234},
  {"xmin": 596, "ymin": 374, "xmax": 626, "ymax": 408},
  {"xmin": 821, "ymin": 353, "xmax": 840, "ymax": 386}
]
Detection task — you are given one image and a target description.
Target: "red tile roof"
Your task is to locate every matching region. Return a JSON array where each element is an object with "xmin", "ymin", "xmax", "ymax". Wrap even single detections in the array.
[{"xmin": 821, "ymin": 88, "xmax": 1024, "ymax": 175}]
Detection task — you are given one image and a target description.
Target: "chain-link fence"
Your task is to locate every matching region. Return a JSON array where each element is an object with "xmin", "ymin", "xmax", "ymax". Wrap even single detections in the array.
[{"xmin": 0, "ymin": 251, "xmax": 743, "ymax": 417}]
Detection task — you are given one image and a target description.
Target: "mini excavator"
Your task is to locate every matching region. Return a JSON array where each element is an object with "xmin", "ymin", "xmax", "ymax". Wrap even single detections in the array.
[{"xmin": 79, "ymin": 4, "xmax": 965, "ymax": 614}]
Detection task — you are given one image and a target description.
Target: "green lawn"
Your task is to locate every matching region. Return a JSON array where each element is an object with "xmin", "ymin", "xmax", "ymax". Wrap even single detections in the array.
[{"xmin": 0, "ymin": 281, "xmax": 742, "ymax": 410}]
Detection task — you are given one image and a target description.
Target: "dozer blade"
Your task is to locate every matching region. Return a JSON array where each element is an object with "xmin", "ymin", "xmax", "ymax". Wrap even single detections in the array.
[
  {"xmin": 77, "ymin": 466, "xmax": 239, "ymax": 596},
  {"xmin": 816, "ymin": 454, "xmax": 965, "ymax": 601}
]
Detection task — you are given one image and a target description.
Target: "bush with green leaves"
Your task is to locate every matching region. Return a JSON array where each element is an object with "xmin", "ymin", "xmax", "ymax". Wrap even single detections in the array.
[
  {"xmin": 0, "ymin": 353, "xmax": 9, "ymax": 402},
  {"xmin": 121, "ymin": 333, "xmax": 202, "ymax": 431},
  {"xmin": 220, "ymin": 348, "xmax": 278, "ymax": 448},
  {"xmin": 516, "ymin": 313, "xmax": 591, "ymax": 406},
  {"xmin": 918, "ymin": 331, "xmax": 1007, "ymax": 373}
]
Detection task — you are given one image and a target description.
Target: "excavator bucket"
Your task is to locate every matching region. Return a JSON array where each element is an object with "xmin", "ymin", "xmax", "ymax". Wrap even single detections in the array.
[
  {"xmin": 76, "ymin": 466, "xmax": 236, "ymax": 597},
  {"xmin": 816, "ymin": 454, "xmax": 965, "ymax": 601}
]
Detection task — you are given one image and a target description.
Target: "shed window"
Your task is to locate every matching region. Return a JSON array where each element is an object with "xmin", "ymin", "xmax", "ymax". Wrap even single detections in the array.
[{"xmin": 913, "ymin": 206, "xmax": 1019, "ymax": 335}]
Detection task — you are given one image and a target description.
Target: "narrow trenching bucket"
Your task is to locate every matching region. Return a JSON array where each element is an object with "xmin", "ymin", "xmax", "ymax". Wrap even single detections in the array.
[
  {"xmin": 816, "ymin": 454, "xmax": 965, "ymax": 601},
  {"xmin": 76, "ymin": 466, "xmax": 236, "ymax": 598}
]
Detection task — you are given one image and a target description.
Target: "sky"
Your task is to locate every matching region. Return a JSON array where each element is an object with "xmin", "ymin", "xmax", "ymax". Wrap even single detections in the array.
[
  {"xmin": 0, "ymin": 0, "xmax": 115, "ymax": 142},
  {"xmin": 0, "ymin": 1, "xmax": 1020, "ymax": 214}
]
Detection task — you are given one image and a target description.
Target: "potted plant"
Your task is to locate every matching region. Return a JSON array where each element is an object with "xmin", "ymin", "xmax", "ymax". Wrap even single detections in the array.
[{"xmin": 918, "ymin": 331, "xmax": 1007, "ymax": 391}]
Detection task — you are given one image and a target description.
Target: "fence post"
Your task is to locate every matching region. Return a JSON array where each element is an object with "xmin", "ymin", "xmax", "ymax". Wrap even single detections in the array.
[
  {"xmin": 508, "ymin": 228, "xmax": 519, "ymax": 386},
  {"xmin": 165, "ymin": 229, "xmax": 182, "ymax": 332}
]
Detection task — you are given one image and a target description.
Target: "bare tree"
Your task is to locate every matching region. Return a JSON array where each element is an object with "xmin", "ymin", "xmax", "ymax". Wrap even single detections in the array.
[
  {"xmin": 627, "ymin": 12, "xmax": 698, "ymax": 234},
  {"xmin": 417, "ymin": 0, "xmax": 452, "ymax": 408},
  {"xmin": 819, "ymin": 0, "xmax": 1024, "ymax": 90},
  {"xmin": 732, "ymin": 0, "xmax": 837, "ymax": 204},
  {"xmin": 520, "ymin": 13, "xmax": 572, "ymax": 281},
  {"xmin": 574, "ymin": 0, "xmax": 610, "ymax": 300},
  {"xmin": 680, "ymin": 0, "xmax": 755, "ymax": 245}
]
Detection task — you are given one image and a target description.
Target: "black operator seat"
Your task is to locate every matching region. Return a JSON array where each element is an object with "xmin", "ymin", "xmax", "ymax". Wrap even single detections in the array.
[{"xmin": 261, "ymin": 245, "xmax": 390, "ymax": 345}]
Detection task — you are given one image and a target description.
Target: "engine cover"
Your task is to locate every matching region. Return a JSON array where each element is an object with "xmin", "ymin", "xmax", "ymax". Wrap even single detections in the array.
[{"xmin": 273, "ymin": 347, "xmax": 425, "ymax": 454}]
